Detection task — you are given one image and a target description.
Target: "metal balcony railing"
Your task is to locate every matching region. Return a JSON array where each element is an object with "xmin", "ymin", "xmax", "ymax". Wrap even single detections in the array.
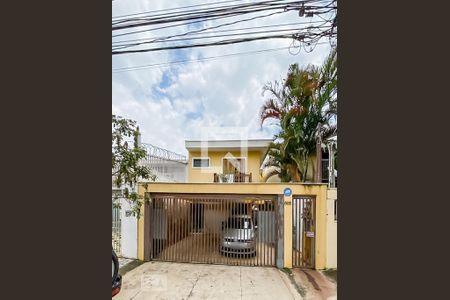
[{"xmin": 213, "ymin": 172, "xmax": 252, "ymax": 183}]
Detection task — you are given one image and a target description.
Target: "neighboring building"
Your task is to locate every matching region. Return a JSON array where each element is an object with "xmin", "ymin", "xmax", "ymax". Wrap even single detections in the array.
[
  {"xmin": 185, "ymin": 139, "xmax": 273, "ymax": 183},
  {"xmin": 141, "ymin": 143, "xmax": 188, "ymax": 183},
  {"xmin": 112, "ymin": 143, "xmax": 188, "ymax": 258}
]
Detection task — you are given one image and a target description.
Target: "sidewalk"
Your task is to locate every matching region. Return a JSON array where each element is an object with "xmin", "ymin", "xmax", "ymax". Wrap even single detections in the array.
[{"xmin": 114, "ymin": 261, "xmax": 302, "ymax": 300}]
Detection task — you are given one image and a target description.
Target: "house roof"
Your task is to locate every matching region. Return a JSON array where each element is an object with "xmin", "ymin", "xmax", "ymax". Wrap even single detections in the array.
[{"xmin": 185, "ymin": 139, "xmax": 273, "ymax": 152}]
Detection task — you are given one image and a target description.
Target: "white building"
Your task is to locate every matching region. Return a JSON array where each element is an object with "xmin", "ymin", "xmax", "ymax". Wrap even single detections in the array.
[{"xmin": 113, "ymin": 143, "xmax": 188, "ymax": 258}]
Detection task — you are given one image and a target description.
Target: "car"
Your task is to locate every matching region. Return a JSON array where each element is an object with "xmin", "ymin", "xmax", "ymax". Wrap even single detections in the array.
[
  {"xmin": 220, "ymin": 215, "xmax": 256, "ymax": 256},
  {"xmin": 112, "ymin": 249, "xmax": 122, "ymax": 297}
]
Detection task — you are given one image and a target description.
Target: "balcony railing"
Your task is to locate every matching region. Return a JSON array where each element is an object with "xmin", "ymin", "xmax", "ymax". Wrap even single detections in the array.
[{"xmin": 213, "ymin": 172, "xmax": 252, "ymax": 183}]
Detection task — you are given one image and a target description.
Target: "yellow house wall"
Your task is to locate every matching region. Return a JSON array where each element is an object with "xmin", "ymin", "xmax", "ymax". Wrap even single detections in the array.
[
  {"xmin": 187, "ymin": 150, "xmax": 263, "ymax": 182},
  {"xmin": 137, "ymin": 184, "xmax": 146, "ymax": 262},
  {"xmin": 137, "ymin": 183, "xmax": 328, "ymax": 269},
  {"xmin": 326, "ymin": 188, "xmax": 337, "ymax": 269}
]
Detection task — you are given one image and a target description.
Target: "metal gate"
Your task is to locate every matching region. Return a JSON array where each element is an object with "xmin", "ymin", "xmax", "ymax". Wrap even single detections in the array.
[
  {"xmin": 292, "ymin": 196, "xmax": 315, "ymax": 268},
  {"xmin": 145, "ymin": 194, "xmax": 278, "ymax": 266},
  {"xmin": 112, "ymin": 203, "xmax": 121, "ymax": 255}
]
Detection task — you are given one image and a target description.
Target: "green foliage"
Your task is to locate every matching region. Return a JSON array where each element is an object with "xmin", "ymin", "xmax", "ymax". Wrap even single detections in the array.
[
  {"xmin": 261, "ymin": 48, "xmax": 337, "ymax": 182},
  {"xmin": 112, "ymin": 115, "xmax": 156, "ymax": 218}
]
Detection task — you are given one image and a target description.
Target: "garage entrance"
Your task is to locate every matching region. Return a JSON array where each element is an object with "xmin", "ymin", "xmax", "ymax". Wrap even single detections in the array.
[
  {"xmin": 292, "ymin": 196, "xmax": 315, "ymax": 268},
  {"xmin": 145, "ymin": 194, "xmax": 278, "ymax": 266}
]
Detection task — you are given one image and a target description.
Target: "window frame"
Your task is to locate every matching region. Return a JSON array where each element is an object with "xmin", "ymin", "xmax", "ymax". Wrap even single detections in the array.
[{"xmin": 192, "ymin": 157, "xmax": 211, "ymax": 168}]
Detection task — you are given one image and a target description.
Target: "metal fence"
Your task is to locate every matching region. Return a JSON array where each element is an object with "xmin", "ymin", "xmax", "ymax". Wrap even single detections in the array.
[
  {"xmin": 112, "ymin": 202, "xmax": 121, "ymax": 255},
  {"xmin": 145, "ymin": 194, "xmax": 278, "ymax": 266}
]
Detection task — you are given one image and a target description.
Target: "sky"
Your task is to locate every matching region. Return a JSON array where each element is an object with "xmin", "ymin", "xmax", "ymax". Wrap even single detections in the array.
[{"xmin": 112, "ymin": 0, "xmax": 332, "ymax": 156}]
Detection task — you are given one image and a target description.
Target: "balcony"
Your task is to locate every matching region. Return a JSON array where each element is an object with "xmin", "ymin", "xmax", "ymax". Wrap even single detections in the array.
[{"xmin": 213, "ymin": 172, "xmax": 252, "ymax": 183}]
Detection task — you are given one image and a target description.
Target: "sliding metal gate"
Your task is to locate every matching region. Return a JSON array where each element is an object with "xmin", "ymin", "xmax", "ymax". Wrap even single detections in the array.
[
  {"xmin": 145, "ymin": 194, "xmax": 277, "ymax": 266},
  {"xmin": 292, "ymin": 196, "xmax": 315, "ymax": 268}
]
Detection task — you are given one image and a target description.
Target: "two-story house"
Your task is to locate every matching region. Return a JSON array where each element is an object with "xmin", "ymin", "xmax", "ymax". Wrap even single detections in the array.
[{"xmin": 134, "ymin": 138, "xmax": 337, "ymax": 270}]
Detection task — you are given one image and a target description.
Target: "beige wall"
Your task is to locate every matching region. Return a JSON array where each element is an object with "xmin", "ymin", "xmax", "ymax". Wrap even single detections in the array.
[
  {"xmin": 187, "ymin": 150, "xmax": 263, "ymax": 182},
  {"xmin": 326, "ymin": 188, "xmax": 337, "ymax": 269}
]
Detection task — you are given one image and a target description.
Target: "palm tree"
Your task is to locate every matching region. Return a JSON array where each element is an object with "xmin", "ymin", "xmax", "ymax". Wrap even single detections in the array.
[
  {"xmin": 261, "ymin": 48, "xmax": 337, "ymax": 182},
  {"xmin": 261, "ymin": 141, "xmax": 293, "ymax": 182}
]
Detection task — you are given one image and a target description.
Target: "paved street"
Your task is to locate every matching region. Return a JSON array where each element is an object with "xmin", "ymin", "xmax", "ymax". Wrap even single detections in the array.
[{"xmin": 115, "ymin": 261, "xmax": 336, "ymax": 300}]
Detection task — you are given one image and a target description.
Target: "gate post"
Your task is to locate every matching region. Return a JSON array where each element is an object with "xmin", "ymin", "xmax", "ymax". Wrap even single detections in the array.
[
  {"xmin": 137, "ymin": 185, "xmax": 146, "ymax": 261},
  {"xmin": 314, "ymin": 185, "xmax": 328, "ymax": 269},
  {"xmin": 283, "ymin": 194, "xmax": 293, "ymax": 268}
]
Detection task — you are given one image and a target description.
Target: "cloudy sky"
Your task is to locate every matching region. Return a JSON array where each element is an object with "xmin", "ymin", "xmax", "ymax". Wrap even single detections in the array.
[{"xmin": 112, "ymin": 0, "xmax": 332, "ymax": 156}]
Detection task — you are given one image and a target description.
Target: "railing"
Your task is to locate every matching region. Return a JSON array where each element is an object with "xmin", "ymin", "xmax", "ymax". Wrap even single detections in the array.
[
  {"xmin": 141, "ymin": 142, "xmax": 187, "ymax": 163},
  {"xmin": 213, "ymin": 172, "xmax": 252, "ymax": 183}
]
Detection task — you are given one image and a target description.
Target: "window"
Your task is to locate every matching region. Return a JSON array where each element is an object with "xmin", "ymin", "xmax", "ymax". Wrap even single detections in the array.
[
  {"xmin": 192, "ymin": 158, "xmax": 210, "ymax": 168},
  {"xmin": 334, "ymin": 199, "xmax": 337, "ymax": 221}
]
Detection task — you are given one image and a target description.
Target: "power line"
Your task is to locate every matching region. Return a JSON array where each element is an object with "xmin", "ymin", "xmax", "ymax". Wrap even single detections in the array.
[
  {"xmin": 112, "ymin": 0, "xmax": 322, "ymax": 21},
  {"xmin": 112, "ymin": 25, "xmax": 331, "ymax": 51},
  {"xmin": 113, "ymin": 47, "xmax": 289, "ymax": 72},
  {"xmin": 112, "ymin": 41, "xmax": 330, "ymax": 73},
  {"xmin": 138, "ymin": 9, "xmax": 295, "ymax": 42},
  {"xmin": 112, "ymin": 2, "xmax": 304, "ymax": 31},
  {"xmin": 111, "ymin": 0, "xmax": 336, "ymax": 55},
  {"xmin": 112, "ymin": 34, "xmax": 293, "ymax": 55},
  {"xmin": 112, "ymin": 0, "xmax": 332, "ymax": 31},
  {"xmin": 112, "ymin": 12, "xmax": 246, "ymax": 38},
  {"xmin": 112, "ymin": 29, "xmax": 332, "ymax": 55},
  {"xmin": 113, "ymin": 8, "xmax": 333, "ymax": 48},
  {"xmin": 113, "ymin": 25, "xmax": 330, "ymax": 48},
  {"xmin": 112, "ymin": 0, "xmax": 253, "ymax": 20},
  {"xmin": 112, "ymin": 20, "xmax": 326, "ymax": 45},
  {"xmin": 113, "ymin": 2, "xmax": 333, "ymax": 44},
  {"xmin": 112, "ymin": 2, "xmax": 334, "ymax": 38},
  {"xmin": 112, "ymin": 8, "xmax": 295, "ymax": 38},
  {"xmin": 113, "ymin": 16, "xmax": 330, "ymax": 51},
  {"xmin": 112, "ymin": 0, "xmax": 291, "ymax": 25}
]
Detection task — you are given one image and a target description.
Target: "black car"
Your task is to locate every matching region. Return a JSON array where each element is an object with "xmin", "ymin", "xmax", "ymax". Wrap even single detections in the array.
[{"xmin": 112, "ymin": 249, "xmax": 122, "ymax": 297}]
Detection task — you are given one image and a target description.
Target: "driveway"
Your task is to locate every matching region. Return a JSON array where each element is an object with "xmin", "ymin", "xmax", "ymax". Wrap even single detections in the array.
[{"xmin": 115, "ymin": 261, "xmax": 301, "ymax": 300}]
